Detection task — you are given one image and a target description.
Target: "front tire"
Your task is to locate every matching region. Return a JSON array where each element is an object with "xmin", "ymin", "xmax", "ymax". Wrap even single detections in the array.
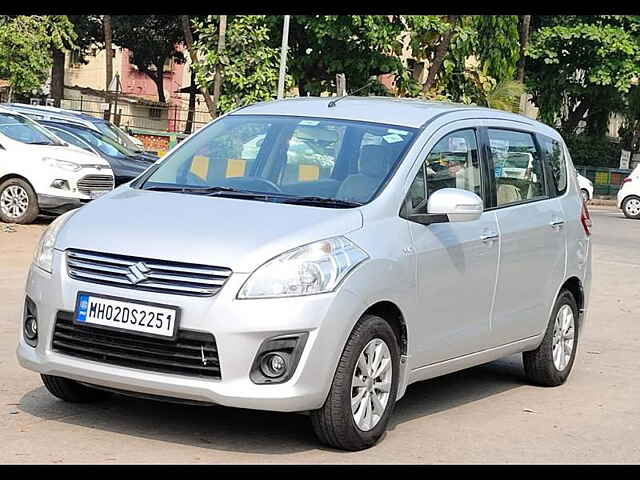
[
  {"xmin": 310, "ymin": 314, "xmax": 400, "ymax": 451},
  {"xmin": 41, "ymin": 374, "xmax": 112, "ymax": 403},
  {"xmin": 523, "ymin": 290, "xmax": 579, "ymax": 386},
  {"xmin": 0, "ymin": 178, "xmax": 39, "ymax": 224},
  {"xmin": 622, "ymin": 195, "xmax": 640, "ymax": 219}
]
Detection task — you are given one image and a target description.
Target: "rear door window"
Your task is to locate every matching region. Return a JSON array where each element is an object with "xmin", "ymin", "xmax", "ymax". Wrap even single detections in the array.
[{"xmin": 487, "ymin": 129, "xmax": 546, "ymax": 206}]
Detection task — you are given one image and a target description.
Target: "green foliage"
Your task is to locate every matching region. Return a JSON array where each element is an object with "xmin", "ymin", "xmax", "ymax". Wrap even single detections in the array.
[
  {"xmin": 192, "ymin": 15, "xmax": 293, "ymax": 114},
  {"xmin": 474, "ymin": 16, "xmax": 520, "ymax": 82},
  {"xmin": 526, "ymin": 16, "xmax": 640, "ymax": 130},
  {"xmin": 111, "ymin": 16, "xmax": 185, "ymax": 102},
  {"xmin": 562, "ymin": 133, "xmax": 622, "ymax": 168},
  {"xmin": 265, "ymin": 15, "xmax": 405, "ymax": 97},
  {"xmin": 0, "ymin": 15, "xmax": 76, "ymax": 95}
]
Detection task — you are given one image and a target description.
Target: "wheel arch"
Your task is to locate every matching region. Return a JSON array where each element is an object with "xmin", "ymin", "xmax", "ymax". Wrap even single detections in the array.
[
  {"xmin": 361, "ymin": 300, "xmax": 408, "ymax": 357},
  {"xmin": 0, "ymin": 173, "xmax": 38, "ymax": 193},
  {"xmin": 560, "ymin": 276, "xmax": 585, "ymax": 331}
]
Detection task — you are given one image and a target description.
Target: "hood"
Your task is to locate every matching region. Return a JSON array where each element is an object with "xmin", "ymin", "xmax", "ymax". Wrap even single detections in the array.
[
  {"xmin": 20, "ymin": 143, "xmax": 110, "ymax": 168},
  {"xmin": 56, "ymin": 186, "xmax": 364, "ymax": 273}
]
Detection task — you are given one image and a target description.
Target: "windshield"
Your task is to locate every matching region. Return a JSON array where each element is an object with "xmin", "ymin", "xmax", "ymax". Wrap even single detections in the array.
[
  {"xmin": 0, "ymin": 112, "xmax": 64, "ymax": 146},
  {"xmin": 96, "ymin": 121, "xmax": 141, "ymax": 151},
  {"xmin": 140, "ymin": 115, "xmax": 417, "ymax": 206},
  {"xmin": 59, "ymin": 124, "xmax": 132, "ymax": 159}
]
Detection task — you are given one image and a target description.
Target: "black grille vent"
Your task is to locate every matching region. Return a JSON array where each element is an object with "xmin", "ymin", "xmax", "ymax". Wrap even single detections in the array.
[{"xmin": 52, "ymin": 311, "xmax": 221, "ymax": 379}]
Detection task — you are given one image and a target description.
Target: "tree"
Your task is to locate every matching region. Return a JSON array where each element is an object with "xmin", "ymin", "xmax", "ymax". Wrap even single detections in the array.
[
  {"xmin": 0, "ymin": 16, "xmax": 76, "ymax": 100},
  {"xmin": 525, "ymin": 16, "xmax": 640, "ymax": 135},
  {"xmin": 180, "ymin": 15, "xmax": 215, "ymax": 118},
  {"xmin": 111, "ymin": 16, "xmax": 185, "ymax": 103},
  {"xmin": 50, "ymin": 15, "xmax": 101, "ymax": 105},
  {"xmin": 475, "ymin": 15, "xmax": 520, "ymax": 83},
  {"xmin": 517, "ymin": 15, "xmax": 531, "ymax": 82},
  {"xmin": 265, "ymin": 15, "xmax": 405, "ymax": 97},
  {"xmin": 103, "ymin": 15, "xmax": 112, "ymax": 90},
  {"xmin": 192, "ymin": 15, "xmax": 293, "ymax": 115}
]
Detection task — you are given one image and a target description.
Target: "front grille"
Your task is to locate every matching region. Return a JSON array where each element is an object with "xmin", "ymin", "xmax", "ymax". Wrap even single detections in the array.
[
  {"xmin": 77, "ymin": 174, "xmax": 114, "ymax": 195},
  {"xmin": 52, "ymin": 311, "xmax": 221, "ymax": 378},
  {"xmin": 66, "ymin": 249, "xmax": 232, "ymax": 297}
]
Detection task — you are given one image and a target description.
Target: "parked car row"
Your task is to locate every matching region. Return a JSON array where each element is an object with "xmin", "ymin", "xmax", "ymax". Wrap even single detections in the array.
[{"xmin": 0, "ymin": 104, "xmax": 159, "ymax": 224}]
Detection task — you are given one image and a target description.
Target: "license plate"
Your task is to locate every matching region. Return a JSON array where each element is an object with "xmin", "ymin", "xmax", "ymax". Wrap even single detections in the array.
[
  {"xmin": 89, "ymin": 191, "xmax": 107, "ymax": 199},
  {"xmin": 74, "ymin": 292, "xmax": 180, "ymax": 339}
]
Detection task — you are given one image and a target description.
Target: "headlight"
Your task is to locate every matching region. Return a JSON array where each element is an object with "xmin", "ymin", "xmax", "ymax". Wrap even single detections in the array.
[
  {"xmin": 238, "ymin": 236, "xmax": 368, "ymax": 299},
  {"xmin": 33, "ymin": 210, "xmax": 77, "ymax": 273},
  {"xmin": 42, "ymin": 157, "xmax": 83, "ymax": 172}
]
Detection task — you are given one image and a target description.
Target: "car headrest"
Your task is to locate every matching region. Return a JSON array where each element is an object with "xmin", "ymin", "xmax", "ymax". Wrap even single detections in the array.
[{"xmin": 359, "ymin": 145, "xmax": 391, "ymax": 177}]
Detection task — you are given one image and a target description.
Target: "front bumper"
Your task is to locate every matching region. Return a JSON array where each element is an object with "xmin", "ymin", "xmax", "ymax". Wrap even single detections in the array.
[
  {"xmin": 17, "ymin": 250, "xmax": 367, "ymax": 412},
  {"xmin": 37, "ymin": 194, "xmax": 87, "ymax": 215}
]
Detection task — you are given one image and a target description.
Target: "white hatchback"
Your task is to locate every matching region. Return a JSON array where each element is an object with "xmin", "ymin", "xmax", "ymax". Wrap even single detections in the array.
[
  {"xmin": 617, "ymin": 164, "xmax": 640, "ymax": 219},
  {"xmin": 0, "ymin": 107, "xmax": 114, "ymax": 224}
]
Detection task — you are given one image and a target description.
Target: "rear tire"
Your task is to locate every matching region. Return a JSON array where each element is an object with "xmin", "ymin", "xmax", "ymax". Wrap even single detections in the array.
[
  {"xmin": 41, "ymin": 374, "xmax": 112, "ymax": 403},
  {"xmin": 622, "ymin": 195, "xmax": 640, "ymax": 219},
  {"xmin": 523, "ymin": 290, "xmax": 579, "ymax": 387},
  {"xmin": 310, "ymin": 314, "xmax": 400, "ymax": 451},
  {"xmin": 580, "ymin": 189, "xmax": 590, "ymax": 203},
  {"xmin": 0, "ymin": 178, "xmax": 39, "ymax": 224}
]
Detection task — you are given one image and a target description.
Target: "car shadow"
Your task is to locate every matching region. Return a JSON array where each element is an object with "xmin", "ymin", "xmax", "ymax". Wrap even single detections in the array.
[{"xmin": 18, "ymin": 354, "xmax": 527, "ymax": 455}]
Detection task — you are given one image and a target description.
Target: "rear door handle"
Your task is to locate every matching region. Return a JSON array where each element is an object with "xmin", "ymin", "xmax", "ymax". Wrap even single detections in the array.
[
  {"xmin": 550, "ymin": 219, "xmax": 565, "ymax": 228},
  {"xmin": 480, "ymin": 232, "xmax": 499, "ymax": 242}
]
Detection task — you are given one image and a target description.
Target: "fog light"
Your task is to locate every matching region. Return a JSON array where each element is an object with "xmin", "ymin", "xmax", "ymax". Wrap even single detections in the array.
[
  {"xmin": 23, "ymin": 297, "xmax": 38, "ymax": 347},
  {"xmin": 51, "ymin": 179, "xmax": 70, "ymax": 190},
  {"xmin": 260, "ymin": 353, "xmax": 288, "ymax": 378}
]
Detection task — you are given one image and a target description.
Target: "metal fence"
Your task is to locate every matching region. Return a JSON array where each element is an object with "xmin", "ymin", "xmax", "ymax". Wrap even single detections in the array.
[
  {"xmin": 576, "ymin": 165, "xmax": 635, "ymax": 197},
  {"xmin": 54, "ymin": 96, "xmax": 213, "ymax": 134}
]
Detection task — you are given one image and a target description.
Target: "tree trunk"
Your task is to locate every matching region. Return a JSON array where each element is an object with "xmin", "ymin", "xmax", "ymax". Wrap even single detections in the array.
[
  {"xmin": 422, "ymin": 15, "xmax": 458, "ymax": 94},
  {"xmin": 212, "ymin": 15, "xmax": 227, "ymax": 117},
  {"xmin": 516, "ymin": 15, "xmax": 531, "ymax": 83},
  {"xmin": 563, "ymin": 100, "xmax": 590, "ymax": 134},
  {"xmin": 50, "ymin": 48, "xmax": 65, "ymax": 107},
  {"xmin": 184, "ymin": 69, "xmax": 196, "ymax": 134},
  {"xmin": 151, "ymin": 68, "xmax": 166, "ymax": 104},
  {"xmin": 104, "ymin": 15, "xmax": 113, "ymax": 90},
  {"xmin": 180, "ymin": 15, "xmax": 216, "ymax": 118}
]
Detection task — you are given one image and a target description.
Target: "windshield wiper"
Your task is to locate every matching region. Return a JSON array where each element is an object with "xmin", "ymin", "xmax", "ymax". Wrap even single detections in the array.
[
  {"xmin": 279, "ymin": 196, "xmax": 363, "ymax": 208},
  {"xmin": 28, "ymin": 141, "xmax": 56, "ymax": 145}
]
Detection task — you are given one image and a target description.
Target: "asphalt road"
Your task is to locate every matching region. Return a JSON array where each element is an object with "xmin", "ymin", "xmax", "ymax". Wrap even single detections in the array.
[{"xmin": 1, "ymin": 207, "xmax": 638, "ymax": 464}]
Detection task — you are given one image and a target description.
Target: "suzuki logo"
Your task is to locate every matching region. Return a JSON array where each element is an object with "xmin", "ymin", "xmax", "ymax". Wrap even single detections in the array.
[{"xmin": 126, "ymin": 262, "xmax": 150, "ymax": 285}]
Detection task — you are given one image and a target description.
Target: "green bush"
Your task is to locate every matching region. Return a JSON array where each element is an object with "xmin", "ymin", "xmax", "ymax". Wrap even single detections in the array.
[{"xmin": 562, "ymin": 134, "xmax": 622, "ymax": 168}]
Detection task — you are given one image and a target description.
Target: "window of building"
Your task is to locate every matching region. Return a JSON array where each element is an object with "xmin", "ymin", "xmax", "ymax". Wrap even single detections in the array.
[{"xmin": 149, "ymin": 108, "xmax": 163, "ymax": 119}]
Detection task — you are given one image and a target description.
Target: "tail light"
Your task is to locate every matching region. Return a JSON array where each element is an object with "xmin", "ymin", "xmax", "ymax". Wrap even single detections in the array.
[
  {"xmin": 581, "ymin": 200, "xmax": 592, "ymax": 236},
  {"xmin": 622, "ymin": 177, "xmax": 632, "ymax": 185}
]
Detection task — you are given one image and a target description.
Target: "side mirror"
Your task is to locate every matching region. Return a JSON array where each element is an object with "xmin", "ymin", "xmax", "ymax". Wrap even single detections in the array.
[
  {"xmin": 409, "ymin": 188, "xmax": 483, "ymax": 225},
  {"xmin": 428, "ymin": 188, "xmax": 483, "ymax": 222}
]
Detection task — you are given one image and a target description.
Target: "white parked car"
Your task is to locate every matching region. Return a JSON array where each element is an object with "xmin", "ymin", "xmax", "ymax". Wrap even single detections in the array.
[
  {"xmin": 0, "ymin": 107, "xmax": 114, "ymax": 224},
  {"xmin": 577, "ymin": 173, "xmax": 593, "ymax": 203},
  {"xmin": 617, "ymin": 164, "xmax": 640, "ymax": 219}
]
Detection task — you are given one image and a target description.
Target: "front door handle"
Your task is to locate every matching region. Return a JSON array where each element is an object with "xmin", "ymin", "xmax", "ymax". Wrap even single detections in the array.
[
  {"xmin": 550, "ymin": 219, "xmax": 565, "ymax": 228},
  {"xmin": 480, "ymin": 232, "xmax": 499, "ymax": 242}
]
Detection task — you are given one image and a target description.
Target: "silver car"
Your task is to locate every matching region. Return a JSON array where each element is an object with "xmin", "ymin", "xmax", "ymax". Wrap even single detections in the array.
[{"xmin": 17, "ymin": 98, "xmax": 592, "ymax": 451}]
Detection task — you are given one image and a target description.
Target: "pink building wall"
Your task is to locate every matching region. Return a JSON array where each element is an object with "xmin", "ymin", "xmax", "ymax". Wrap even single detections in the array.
[{"xmin": 119, "ymin": 47, "xmax": 187, "ymax": 131}]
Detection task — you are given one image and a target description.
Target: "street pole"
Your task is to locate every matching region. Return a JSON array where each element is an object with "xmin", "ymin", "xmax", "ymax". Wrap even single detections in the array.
[{"xmin": 277, "ymin": 15, "xmax": 290, "ymax": 100}]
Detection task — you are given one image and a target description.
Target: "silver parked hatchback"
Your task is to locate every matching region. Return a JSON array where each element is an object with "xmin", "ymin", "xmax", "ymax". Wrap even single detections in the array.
[{"xmin": 17, "ymin": 97, "xmax": 592, "ymax": 450}]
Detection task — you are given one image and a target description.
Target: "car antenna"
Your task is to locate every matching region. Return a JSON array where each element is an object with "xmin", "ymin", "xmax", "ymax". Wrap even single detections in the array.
[{"xmin": 328, "ymin": 79, "xmax": 375, "ymax": 108}]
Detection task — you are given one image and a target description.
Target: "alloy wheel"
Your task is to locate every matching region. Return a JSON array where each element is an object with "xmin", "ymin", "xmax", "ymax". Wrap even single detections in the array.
[
  {"xmin": 552, "ymin": 304, "xmax": 575, "ymax": 372},
  {"xmin": 0, "ymin": 185, "xmax": 29, "ymax": 219},
  {"xmin": 351, "ymin": 338, "xmax": 393, "ymax": 432}
]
